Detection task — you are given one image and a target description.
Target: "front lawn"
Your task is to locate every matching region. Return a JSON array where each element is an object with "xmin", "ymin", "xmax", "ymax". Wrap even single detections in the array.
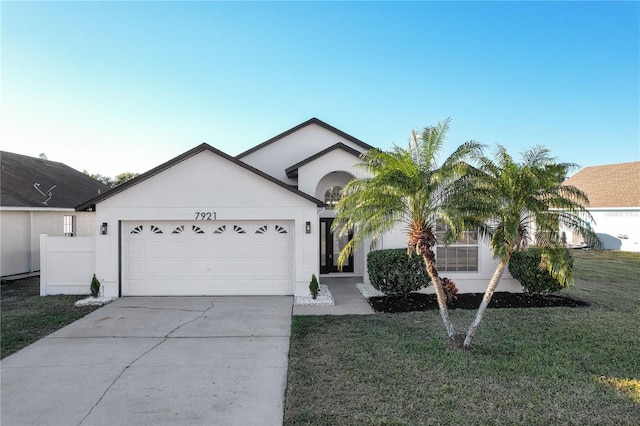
[
  {"xmin": 1, "ymin": 277, "xmax": 100, "ymax": 359},
  {"xmin": 284, "ymin": 250, "xmax": 640, "ymax": 425}
]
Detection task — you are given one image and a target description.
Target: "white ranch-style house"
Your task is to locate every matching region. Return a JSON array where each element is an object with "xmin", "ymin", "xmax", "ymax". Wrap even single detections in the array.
[
  {"xmin": 40, "ymin": 118, "xmax": 520, "ymax": 298},
  {"xmin": 562, "ymin": 162, "xmax": 639, "ymax": 252}
]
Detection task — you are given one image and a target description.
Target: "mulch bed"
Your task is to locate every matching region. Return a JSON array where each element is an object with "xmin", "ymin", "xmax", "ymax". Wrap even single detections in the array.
[{"xmin": 369, "ymin": 292, "xmax": 590, "ymax": 313}]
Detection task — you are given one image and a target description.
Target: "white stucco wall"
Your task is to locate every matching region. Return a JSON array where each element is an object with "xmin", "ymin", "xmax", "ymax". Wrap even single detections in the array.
[
  {"xmin": 297, "ymin": 149, "xmax": 367, "ymax": 198},
  {"xmin": 0, "ymin": 211, "xmax": 30, "ymax": 276},
  {"xmin": 0, "ymin": 209, "xmax": 96, "ymax": 276},
  {"xmin": 239, "ymin": 123, "xmax": 367, "ymax": 185},
  {"xmin": 94, "ymin": 150, "xmax": 320, "ymax": 298},
  {"xmin": 563, "ymin": 208, "xmax": 640, "ymax": 252}
]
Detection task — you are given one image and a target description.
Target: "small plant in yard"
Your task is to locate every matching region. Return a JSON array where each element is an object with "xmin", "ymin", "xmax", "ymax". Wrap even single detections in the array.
[
  {"xmin": 309, "ymin": 274, "xmax": 319, "ymax": 299},
  {"xmin": 90, "ymin": 274, "xmax": 101, "ymax": 298},
  {"xmin": 441, "ymin": 277, "xmax": 458, "ymax": 303}
]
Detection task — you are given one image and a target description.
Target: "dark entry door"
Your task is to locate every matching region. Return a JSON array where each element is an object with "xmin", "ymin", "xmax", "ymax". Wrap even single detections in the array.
[{"xmin": 320, "ymin": 218, "xmax": 354, "ymax": 274}]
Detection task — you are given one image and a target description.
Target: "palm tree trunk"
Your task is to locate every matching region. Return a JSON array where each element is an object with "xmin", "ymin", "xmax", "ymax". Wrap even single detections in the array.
[
  {"xmin": 463, "ymin": 259, "xmax": 508, "ymax": 349},
  {"xmin": 422, "ymin": 254, "xmax": 457, "ymax": 339}
]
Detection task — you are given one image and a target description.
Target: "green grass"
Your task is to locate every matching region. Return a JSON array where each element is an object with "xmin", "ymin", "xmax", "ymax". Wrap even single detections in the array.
[
  {"xmin": 572, "ymin": 249, "xmax": 640, "ymax": 284},
  {"xmin": 2, "ymin": 252, "xmax": 638, "ymax": 423},
  {"xmin": 1, "ymin": 277, "xmax": 100, "ymax": 359},
  {"xmin": 285, "ymin": 250, "xmax": 640, "ymax": 425}
]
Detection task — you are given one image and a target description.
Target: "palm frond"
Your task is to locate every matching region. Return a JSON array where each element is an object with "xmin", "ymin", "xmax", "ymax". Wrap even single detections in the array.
[
  {"xmin": 333, "ymin": 118, "xmax": 476, "ymax": 269},
  {"xmin": 419, "ymin": 118, "xmax": 451, "ymax": 169},
  {"xmin": 458, "ymin": 142, "xmax": 601, "ymax": 281},
  {"xmin": 521, "ymin": 144, "xmax": 553, "ymax": 167}
]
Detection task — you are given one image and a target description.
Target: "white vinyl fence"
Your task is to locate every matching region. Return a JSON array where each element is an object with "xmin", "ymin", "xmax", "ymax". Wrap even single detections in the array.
[{"xmin": 40, "ymin": 235, "xmax": 95, "ymax": 296}]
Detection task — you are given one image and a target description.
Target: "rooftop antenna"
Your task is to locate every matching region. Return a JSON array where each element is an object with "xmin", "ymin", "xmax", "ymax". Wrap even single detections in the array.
[{"xmin": 34, "ymin": 183, "xmax": 56, "ymax": 205}]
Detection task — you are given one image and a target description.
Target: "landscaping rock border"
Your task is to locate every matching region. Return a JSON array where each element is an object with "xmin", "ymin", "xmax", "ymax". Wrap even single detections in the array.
[{"xmin": 294, "ymin": 284, "xmax": 335, "ymax": 306}]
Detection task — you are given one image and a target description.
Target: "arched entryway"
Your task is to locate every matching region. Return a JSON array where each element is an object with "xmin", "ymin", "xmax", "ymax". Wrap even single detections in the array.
[{"xmin": 316, "ymin": 172, "xmax": 356, "ymax": 274}]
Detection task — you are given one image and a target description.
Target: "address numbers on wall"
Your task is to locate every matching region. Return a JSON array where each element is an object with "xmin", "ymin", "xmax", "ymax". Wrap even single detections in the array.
[{"xmin": 195, "ymin": 212, "xmax": 216, "ymax": 220}]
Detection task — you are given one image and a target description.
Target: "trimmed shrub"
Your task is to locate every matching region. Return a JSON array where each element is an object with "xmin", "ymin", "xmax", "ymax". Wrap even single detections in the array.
[
  {"xmin": 309, "ymin": 274, "xmax": 319, "ymax": 299},
  {"xmin": 90, "ymin": 274, "xmax": 101, "ymax": 298},
  {"xmin": 367, "ymin": 249, "xmax": 431, "ymax": 296},
  {"xmin": 508, "ymin": 248, "xmax": 573, "ymax": 294}
]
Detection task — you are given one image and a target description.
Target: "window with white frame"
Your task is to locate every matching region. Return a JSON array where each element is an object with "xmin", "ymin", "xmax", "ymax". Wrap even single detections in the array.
[
  {"xmin": 324, "ymin": 186, "xmax": 343, "ymax": 210},
  {"xmin": 63, "ymin": 215, "xmax": 76, "ymax": 237},
  {"xmin": 435, "ymin": 222, "xmax": 478, "ymax": 272}
]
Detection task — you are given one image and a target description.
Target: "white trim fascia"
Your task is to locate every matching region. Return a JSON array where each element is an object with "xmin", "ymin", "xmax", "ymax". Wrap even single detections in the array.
[
  {"xmin": 551, "ymin": 207, "xmax": 640, "ymax": 212},
  {"xmin": 0, "ymin": 206, "xmax": 77, "ymax": 212},
  {"xmin": 586, "ymin": 207, "xmax": 640, "ymax": 212}
]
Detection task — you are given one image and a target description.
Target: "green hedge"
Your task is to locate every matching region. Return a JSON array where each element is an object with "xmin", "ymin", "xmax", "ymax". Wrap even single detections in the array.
[
  {"xmin": 367, "ymin": 249, "xmax": 431, "ymax": 296},
  {"xmin": 508, "ymin": 247, "xmax": 573, "ymax": 294}
]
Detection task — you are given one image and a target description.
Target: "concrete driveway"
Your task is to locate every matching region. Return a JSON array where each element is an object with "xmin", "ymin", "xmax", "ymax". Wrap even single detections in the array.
[{"xmin": 1, "ymin": 296, "xmax": 292, "ymax": 426}]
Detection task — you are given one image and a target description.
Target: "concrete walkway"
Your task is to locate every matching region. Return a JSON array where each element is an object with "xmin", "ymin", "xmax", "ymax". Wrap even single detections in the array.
[
  {"xmin": 1, "ymin": 296, "xmax": 292, "ymax": 426},
  {"xmin": 293, "ymin": 276, "xmax": 374, "ymax": 315}
]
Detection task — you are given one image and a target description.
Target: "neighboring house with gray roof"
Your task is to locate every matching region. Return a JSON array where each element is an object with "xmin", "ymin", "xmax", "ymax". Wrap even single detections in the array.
[
  {"xmin": 0, "ymin": 151, "xmax": 110, "ymax": 277},
  {"xmin": 563, "ymin": 161, "xmax": 640, "ymax": 251}
]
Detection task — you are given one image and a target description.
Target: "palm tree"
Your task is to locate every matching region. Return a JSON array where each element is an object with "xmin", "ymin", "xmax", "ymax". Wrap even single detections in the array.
[
  {"xmin": 457, "ymin": 145, "xmax": 600, "ymax": 349},
  {"xmin": 332, "ymin": 118, "xmax": 482, "ymax": 341}
]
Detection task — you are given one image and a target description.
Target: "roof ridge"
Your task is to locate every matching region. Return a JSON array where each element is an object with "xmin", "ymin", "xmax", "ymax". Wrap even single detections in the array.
[
  {"xmin": 236, "ymin": 117, "xmax": 372, "ymax": 159},
  {"xmin": 284, "ymin": 142, "xmax": 365, "ymax": 178},
  {"xmin": 76, "ymin": 143, "xmax": 325, "ymax": 211}
]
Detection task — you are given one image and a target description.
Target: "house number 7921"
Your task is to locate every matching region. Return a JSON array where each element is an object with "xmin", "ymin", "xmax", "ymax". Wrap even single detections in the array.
[{"xmin": 195, "ymin": 212, "xmax": 216, "ymax": 220}]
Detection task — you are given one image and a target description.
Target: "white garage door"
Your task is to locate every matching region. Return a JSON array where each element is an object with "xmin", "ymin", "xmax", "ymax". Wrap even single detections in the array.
[{"xmin": 122, "ymin": 221, "xmax": 293, "ymax": 296}]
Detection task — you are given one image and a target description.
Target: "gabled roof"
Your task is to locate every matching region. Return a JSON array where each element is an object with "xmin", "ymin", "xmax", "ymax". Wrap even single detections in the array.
[
  {"xmin": 236, "ymin": 117, "xmax": 373, "ymax": 159},
  {"xmin": 1, "ymin": 151, "xmax": 111, "ymax": 208},
  {"xmin": 76, "ymin": 143, "xmax": 325, "ymax": 211},
  {"xmin": 285, "ymin": 143, "xmax": 364, "ymax": 178},
  {"xmin": 563, "ymin": 161, "xmax": 640, "ymax": 208}
]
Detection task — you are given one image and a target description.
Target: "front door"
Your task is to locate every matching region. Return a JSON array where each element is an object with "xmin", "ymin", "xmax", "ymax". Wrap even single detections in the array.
[{"xmin": 320, "ymin": 218, "xmax": 354, "ymax": 274}]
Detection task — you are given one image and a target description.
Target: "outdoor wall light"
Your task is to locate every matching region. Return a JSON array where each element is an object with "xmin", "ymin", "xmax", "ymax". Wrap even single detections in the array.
[
  {"xmin": 101, "ymin": 222, "xmax": 108, "ymax": 235},
  {"xmin": 305, "ymin": 221, "xmax": 311, "ymax": 234}
]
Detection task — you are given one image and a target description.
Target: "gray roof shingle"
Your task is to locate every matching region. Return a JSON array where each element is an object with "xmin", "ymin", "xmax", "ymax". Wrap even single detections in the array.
[{"xmin": 1, "ymin": 151, "xmax": 111, "ymax": 208}]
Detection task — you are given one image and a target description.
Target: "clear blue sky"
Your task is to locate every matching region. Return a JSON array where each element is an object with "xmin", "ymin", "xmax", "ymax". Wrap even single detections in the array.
[{"xmin": 2, "ymin": 1, "xmax": 638, "ymax": 177}]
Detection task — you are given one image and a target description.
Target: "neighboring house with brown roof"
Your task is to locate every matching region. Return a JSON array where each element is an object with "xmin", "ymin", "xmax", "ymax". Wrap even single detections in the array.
[
  {"xmin": 0, "ymin": 151, "xmax": 110, "ymax": 277},
  {"xmin": 562, "ymin": 161, "xmax": 640, "ymax": 251}
]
